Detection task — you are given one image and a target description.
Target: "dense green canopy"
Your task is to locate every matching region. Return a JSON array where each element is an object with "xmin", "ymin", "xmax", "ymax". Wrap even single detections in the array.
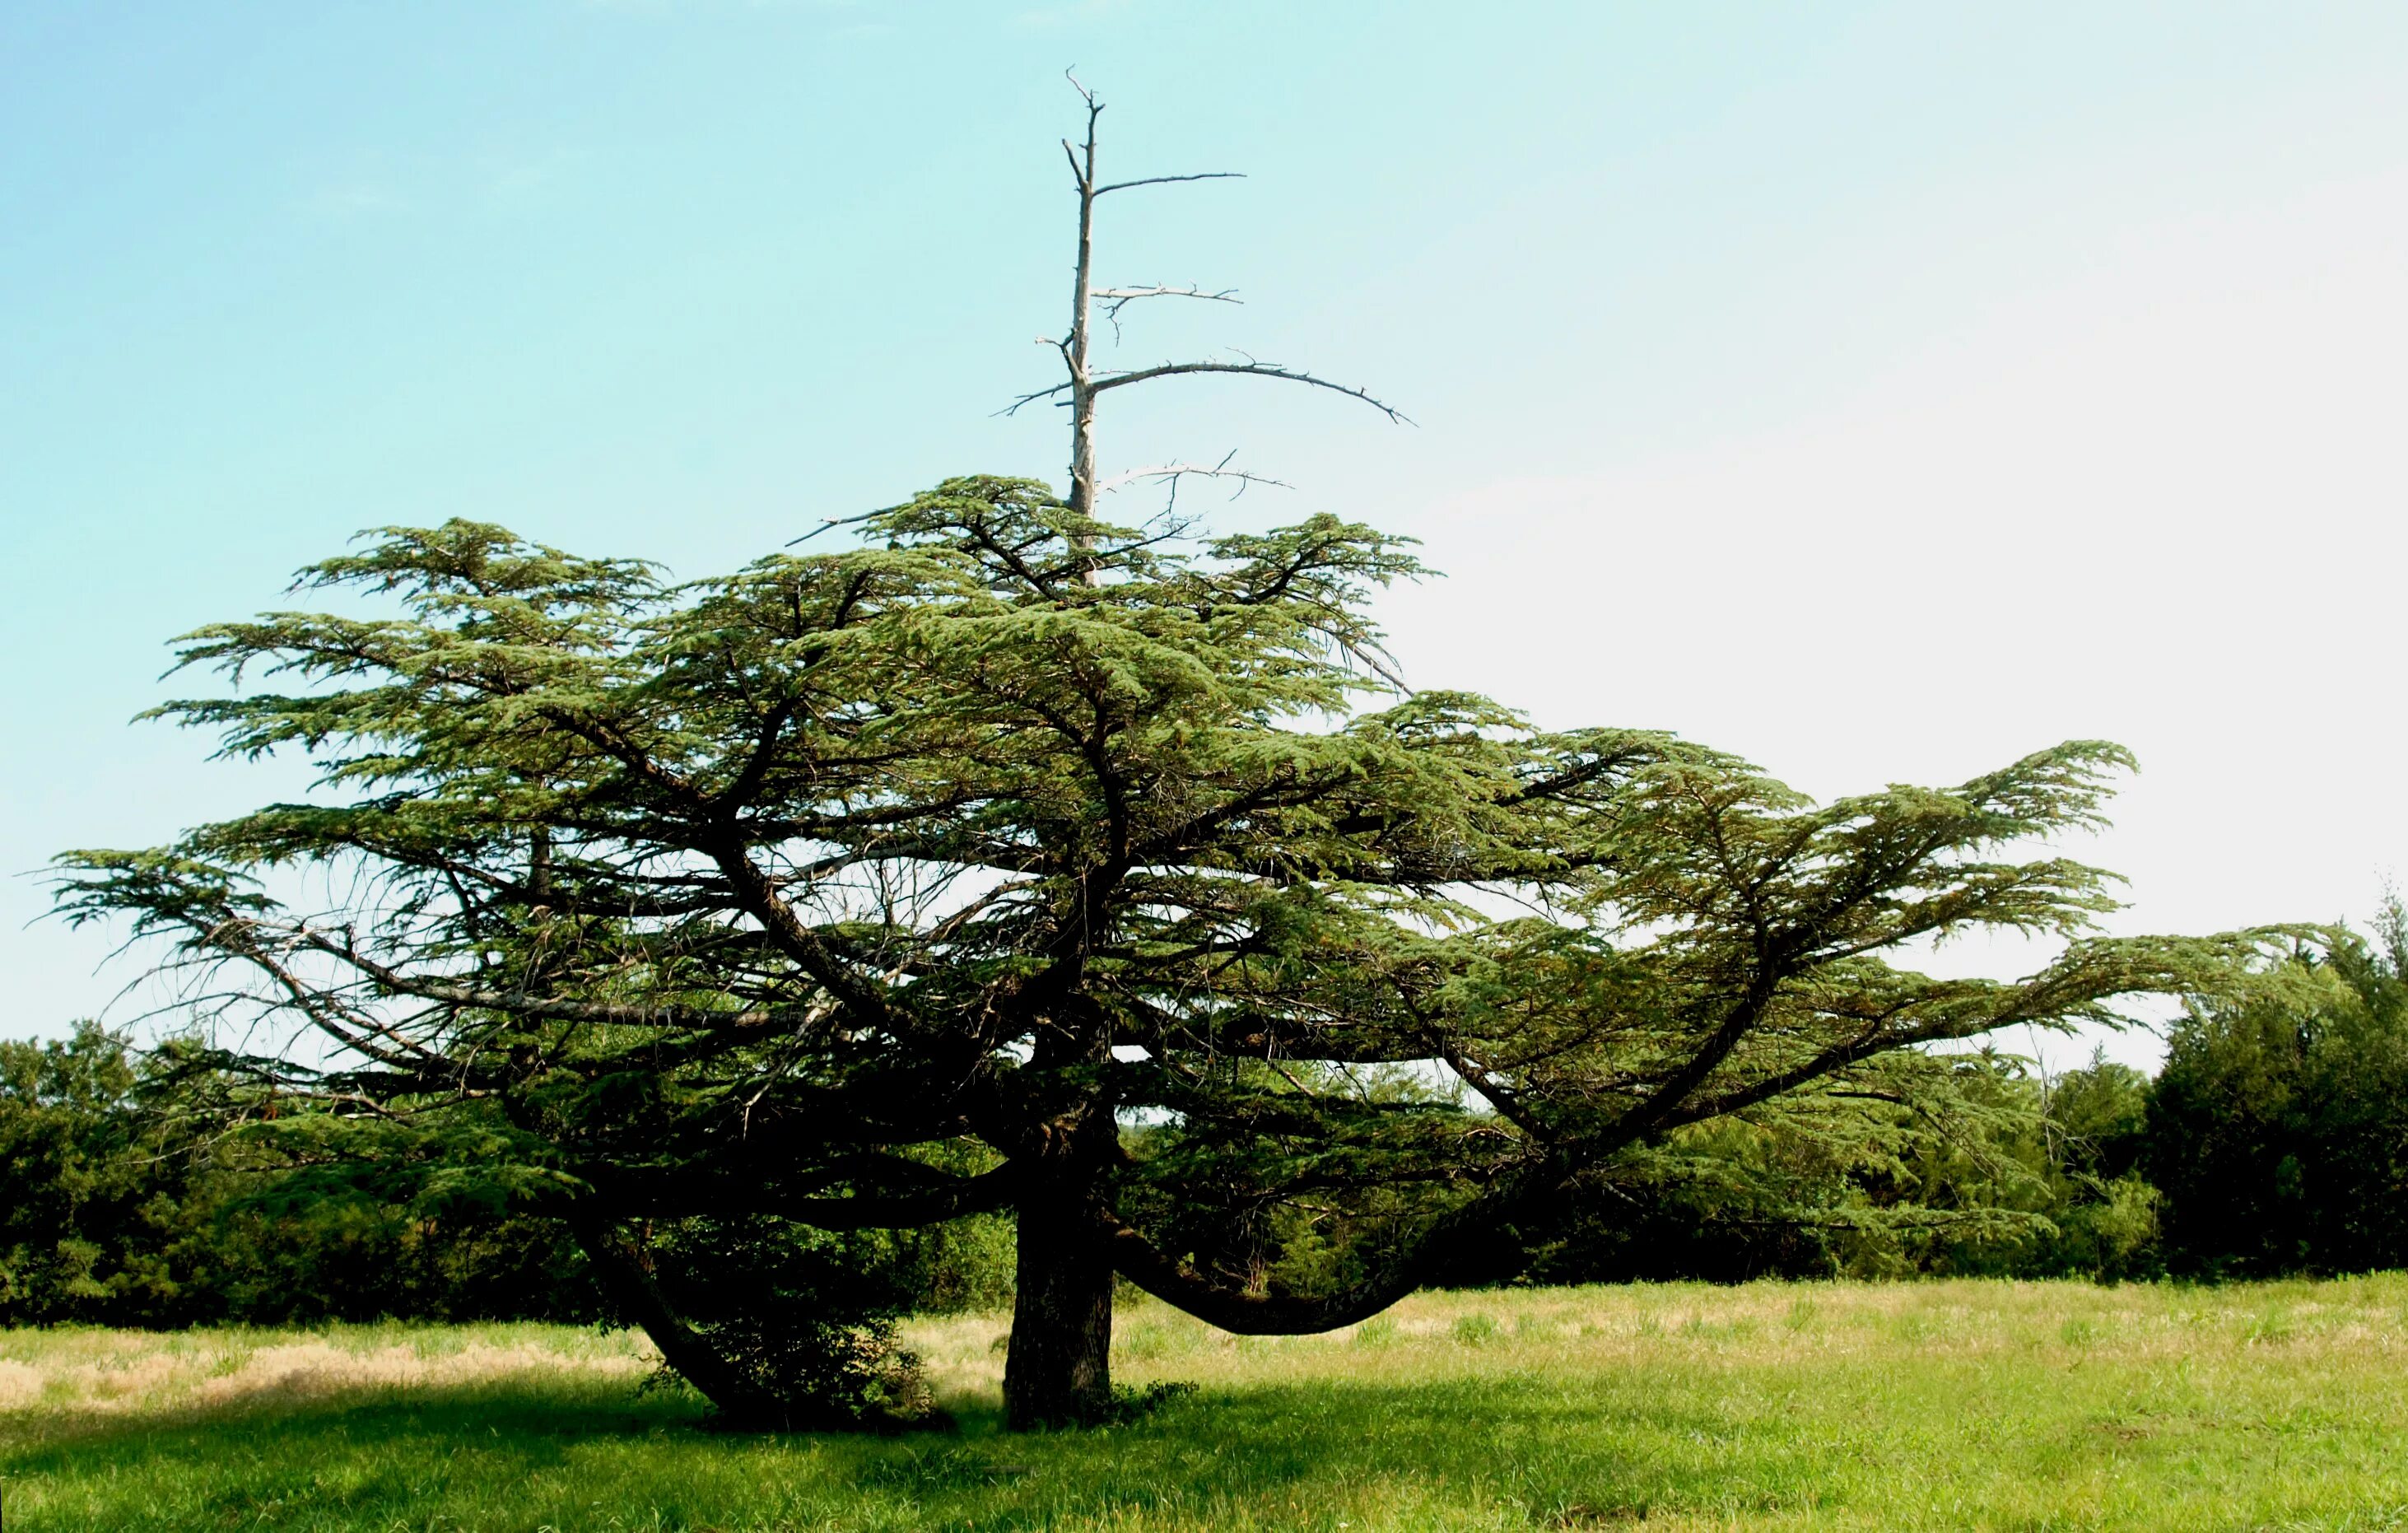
[{"xmin": 57, "ymin": 478, "xmax": 2259, "ymax": 1425}]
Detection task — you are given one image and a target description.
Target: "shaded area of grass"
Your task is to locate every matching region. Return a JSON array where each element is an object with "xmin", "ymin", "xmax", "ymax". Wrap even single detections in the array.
[{"xmin": 7, "ymin": 1279, "xmax": 2408, "ymax": 1530}]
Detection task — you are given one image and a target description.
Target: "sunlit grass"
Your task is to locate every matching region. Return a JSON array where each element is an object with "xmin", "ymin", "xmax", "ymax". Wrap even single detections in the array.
[{"xmin": 7, "ymin": 1277, "xmax": 2408, "ymax": 1530}]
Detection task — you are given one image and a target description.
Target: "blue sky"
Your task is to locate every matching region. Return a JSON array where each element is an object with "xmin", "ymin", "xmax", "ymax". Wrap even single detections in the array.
[{"xmin": 7, "ymin": 2, "xmax": 2407, "ymax": 1060}]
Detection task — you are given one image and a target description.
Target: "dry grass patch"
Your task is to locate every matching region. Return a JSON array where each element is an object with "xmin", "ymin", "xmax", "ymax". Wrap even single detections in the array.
[{"xmin": 0, "ymin": 1321, "xmax": 658, "ymax": 1420}]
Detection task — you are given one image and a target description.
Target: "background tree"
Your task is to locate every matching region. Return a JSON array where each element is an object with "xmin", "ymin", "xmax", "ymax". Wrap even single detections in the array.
[
  {"xmin": 0, "ymin": 1022, "xmax": 189, "ymax": 1322},
  {"xmin": 53, "ymin": 90, "xmax": 2266, "ymax": 1429},
  {"xmin": 2148, "ymin": 902, "xmax": 2408, "ymax": 1275},
  {"xmin": 0, "ymin": 1023, "xmax": 602, "ymax": 1326},
  {"xmin": 1452, "ymin": 1047, "xmax": 2163, "ymax": 1287}
]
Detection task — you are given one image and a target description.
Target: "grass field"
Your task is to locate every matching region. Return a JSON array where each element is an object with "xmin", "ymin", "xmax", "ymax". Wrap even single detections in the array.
[{"xmin": 6, "ymin": 1277, "xmax": 2408, "ymax": 1531}]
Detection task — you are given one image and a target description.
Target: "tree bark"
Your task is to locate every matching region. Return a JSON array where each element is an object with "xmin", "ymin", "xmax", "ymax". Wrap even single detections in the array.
[{"xmin": 1002, "ymin": 1144, "xmax": 1116, "ymax": 1428}]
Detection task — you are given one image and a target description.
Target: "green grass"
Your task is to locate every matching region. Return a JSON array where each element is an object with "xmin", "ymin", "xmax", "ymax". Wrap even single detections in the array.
[{"xmin": 7, "ymin": 1278, "xmax": 2408, "ymax": 1530}]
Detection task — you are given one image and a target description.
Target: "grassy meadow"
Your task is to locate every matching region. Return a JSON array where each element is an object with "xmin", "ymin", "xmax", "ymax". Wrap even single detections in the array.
[{"xmin": 6, "ymin": 1278, "xmax": 2408, "ymax": 1531}]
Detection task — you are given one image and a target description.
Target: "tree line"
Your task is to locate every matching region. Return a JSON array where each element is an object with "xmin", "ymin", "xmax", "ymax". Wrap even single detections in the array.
[{"xmin": 11, "ymin": 902, "xmax": 2401, "ymax": 1330}]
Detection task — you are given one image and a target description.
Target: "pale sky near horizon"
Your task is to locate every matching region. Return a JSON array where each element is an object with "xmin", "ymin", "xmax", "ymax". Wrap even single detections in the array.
[{"xmin": 5, "ymin": 2, "xmax": 2405, "ymax": 1069}]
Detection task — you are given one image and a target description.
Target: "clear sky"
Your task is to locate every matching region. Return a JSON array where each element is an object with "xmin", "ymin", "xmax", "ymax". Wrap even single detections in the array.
[{"xmin": 6, "ymin": 2, "xmax": 2406, "ymax": 1066}]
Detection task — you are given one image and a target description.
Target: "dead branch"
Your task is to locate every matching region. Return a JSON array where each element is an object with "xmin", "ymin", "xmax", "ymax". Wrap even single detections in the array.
[
  {"xmin": 1093, "ymin": 172, "xmax": 1245, "ymax": 196},
  {"xmin": 1094, "ymin": 284, "xmax": 1241, "ymax": 309},
  {"xmin": 1020, "ymin": 73, "xmax": 1407, "ymax": 580},
  {"xmin": 785, "ymin": 508, "xmax": 884, "ymax": 548},
  {"xmin": 1089, "ymin": 359, "xmax": 1413, "ymax": 424},
  {"xmin": 1093, "ymin": 283, "xmax": 1241, "ymax": 342},
  {"xmin": 1000, "ymin": 380, "xmax": 1076, "ymax": 417},
  {"xmin": 1097, "ymin": 449, "xmax": 1290, "ymax": 511}
]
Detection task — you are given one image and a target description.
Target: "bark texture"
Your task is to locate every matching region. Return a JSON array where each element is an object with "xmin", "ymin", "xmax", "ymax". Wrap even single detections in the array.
[{"xmin": 1000, "ymin": 1093, "xmax": 1120, "ymax": 1428}]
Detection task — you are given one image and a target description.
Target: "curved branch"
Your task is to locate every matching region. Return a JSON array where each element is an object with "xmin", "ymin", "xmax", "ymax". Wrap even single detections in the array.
[
  {"xmin": 1100, "ymin": 1157, "xmax": 1548, "ymax": 1334},
  {"xmin": 1087, "ymin": 360, "xmax": 1412, "ymax": 424}
]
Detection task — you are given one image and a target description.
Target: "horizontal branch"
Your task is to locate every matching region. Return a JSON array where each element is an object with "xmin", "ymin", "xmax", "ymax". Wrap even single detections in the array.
[
  {"xmin": 1101, "ymin": 1160, "xmax": 1535, "ymax": 1335},
  {"xmin": 1094, "ymin": 171, "xmax": 1245, "ymax": 196},
  {"xmin": 1093, "ymin": 284, "xmax": 1241, "ymax": 342},
  {"xmin": 766, "ymin": 1167, "xmax": 1023, "ymax": 1228},
  {"xmin": 1095, "ymin": 284, "xmax": 1238, "ymax": 307}
]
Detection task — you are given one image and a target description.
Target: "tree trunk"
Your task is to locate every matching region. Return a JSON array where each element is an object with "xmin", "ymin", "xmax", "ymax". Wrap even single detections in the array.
[{"xmin": 1002, "ymin": 1163, "xmax": 1116, "ymax": 1428}]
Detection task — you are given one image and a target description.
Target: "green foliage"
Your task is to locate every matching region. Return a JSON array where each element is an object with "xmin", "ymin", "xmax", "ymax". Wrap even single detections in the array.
[
  {"xmin": 2148, "ymin": 902, "xmax": 2408, "ymax": 1275},
  {"xmin": 49, "ymin": 478, "xmax": 2265, "ymax": 1424},
  {"xmin": 0, "ymin": 1022, "xmax": 182, "ymax": 1321}
]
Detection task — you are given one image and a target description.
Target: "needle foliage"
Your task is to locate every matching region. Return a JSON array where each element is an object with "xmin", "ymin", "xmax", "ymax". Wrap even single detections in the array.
[{"xmin": 54, "ymin": 479, "xmax": 2263, "ymax": 1426}]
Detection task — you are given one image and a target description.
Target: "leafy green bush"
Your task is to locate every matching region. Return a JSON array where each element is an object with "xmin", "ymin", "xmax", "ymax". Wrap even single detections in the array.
[{"xmin": 640, "ymin": 1215, "xmax": 937, "ymax": 1428}]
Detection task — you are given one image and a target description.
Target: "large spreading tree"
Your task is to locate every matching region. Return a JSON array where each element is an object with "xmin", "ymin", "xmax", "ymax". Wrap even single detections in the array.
[{"xmin": 56, "ymin": 86, "xmax": 2258, "ymax": 1428}]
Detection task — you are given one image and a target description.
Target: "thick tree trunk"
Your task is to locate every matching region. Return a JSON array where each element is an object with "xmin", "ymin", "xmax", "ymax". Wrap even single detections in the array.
[{"xmin": 1002, "ymin": 1163, "xmax": 1116, "ymax": 1428}]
